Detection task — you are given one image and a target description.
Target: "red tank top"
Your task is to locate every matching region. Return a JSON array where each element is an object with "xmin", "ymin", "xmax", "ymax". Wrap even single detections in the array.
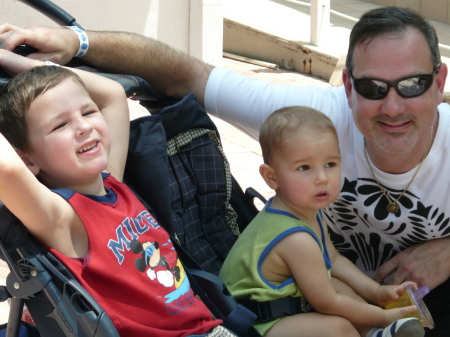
[{"xmin": 47, "ymin": 174, "xmax": 220, "ymax": 337}]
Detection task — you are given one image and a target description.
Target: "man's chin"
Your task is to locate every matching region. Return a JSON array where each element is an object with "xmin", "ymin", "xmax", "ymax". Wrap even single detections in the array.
[{"xmin": 373, "ymin": 135, "xmax": 418, "ymax": 154}]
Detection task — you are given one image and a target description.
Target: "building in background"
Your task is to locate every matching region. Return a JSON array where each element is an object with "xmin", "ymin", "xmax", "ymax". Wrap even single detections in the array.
[{"xmin": 0, "ymin": 0, "xmax": 223, "ymax": 66}]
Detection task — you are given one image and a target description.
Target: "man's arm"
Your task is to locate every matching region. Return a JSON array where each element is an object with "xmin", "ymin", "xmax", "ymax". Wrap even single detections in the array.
[
  {"xmin": 0, "ymin": 24, "xmax": 213, "ymax": 106},
  {"xmin": 374, "ymin": 238, "xmax": 450, "ymax": 290},
  {"xmin": 81, "ymin": 31, "xmax": 213, "ymax": 106},
  {"xmin": 0, "ymin": 24, "xmax": 341, "ymax": 143}
]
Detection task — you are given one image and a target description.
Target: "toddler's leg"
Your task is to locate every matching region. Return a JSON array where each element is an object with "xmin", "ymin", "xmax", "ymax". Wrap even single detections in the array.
[
  {"xmin": 366, "ymin": 318, "xmax": 424, "ymax": 337},
  {"xmin": 265, "ymin": 312, "xmax": 359, "ymax": 337}
]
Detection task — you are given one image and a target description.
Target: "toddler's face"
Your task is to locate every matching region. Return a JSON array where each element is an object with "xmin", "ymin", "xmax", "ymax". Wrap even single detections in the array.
[
  {"xmin": 270, "ymin": 129, "xmax": 341, "ymax": 213},
  {"xmin": 23, "ymin": 78, "xmax": 111, "ymax": 189}
]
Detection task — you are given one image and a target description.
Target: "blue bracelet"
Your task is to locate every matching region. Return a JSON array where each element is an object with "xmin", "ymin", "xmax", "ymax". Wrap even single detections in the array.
[{"xmin": 65, "ymin": 26, "xmax": 89, "ymax": 57}]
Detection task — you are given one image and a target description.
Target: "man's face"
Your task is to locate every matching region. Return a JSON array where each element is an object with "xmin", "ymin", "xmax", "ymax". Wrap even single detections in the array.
[{"xmin": 343, "ymin": 27, "xmax": 447, "ymax": 156}]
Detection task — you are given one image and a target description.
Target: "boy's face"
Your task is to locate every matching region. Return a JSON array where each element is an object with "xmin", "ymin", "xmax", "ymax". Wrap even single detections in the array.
[
  {"xmin": 23, "ymin": 78, "xmax": 111, "ymax": 189},
  {"xmin": 270, "ymin": 129, "xmax": 341, "ymax": 214}
]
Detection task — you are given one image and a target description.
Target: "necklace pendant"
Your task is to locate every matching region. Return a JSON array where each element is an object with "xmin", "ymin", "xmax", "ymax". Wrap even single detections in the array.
[{"xmin": 386, "ymin": 203, "xmax": 399, "ymax": 214}]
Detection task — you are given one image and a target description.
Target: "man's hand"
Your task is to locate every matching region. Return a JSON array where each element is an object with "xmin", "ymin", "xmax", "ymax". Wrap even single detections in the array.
[
  {"xmin": 374, "ymin": 237, "xmax": 450, "ymax": 290},
  {"xmin": 0, "ymin": 24, "xmax": 78, "ymax": 65}
]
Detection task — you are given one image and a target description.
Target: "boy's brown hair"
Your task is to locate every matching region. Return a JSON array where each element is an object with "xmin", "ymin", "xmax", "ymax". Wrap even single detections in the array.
[
  {"xmin": 0, "ymin": 66, "xmax": 86, "ymax": 152},
  {"xmin": 259, "ymin": 106, "xmax": 338, "ymax": 164}
]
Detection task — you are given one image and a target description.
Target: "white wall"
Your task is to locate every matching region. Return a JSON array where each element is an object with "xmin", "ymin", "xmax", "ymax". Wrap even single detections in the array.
[{"xmin": 0, "ymin": 0, "xmax": 223, "ymax": 66}]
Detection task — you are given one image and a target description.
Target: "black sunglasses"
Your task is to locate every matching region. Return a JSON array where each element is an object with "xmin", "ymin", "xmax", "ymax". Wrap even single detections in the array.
[{"xmin": 349, "ymin": 67, "xmax": 439, "ymax": 100}]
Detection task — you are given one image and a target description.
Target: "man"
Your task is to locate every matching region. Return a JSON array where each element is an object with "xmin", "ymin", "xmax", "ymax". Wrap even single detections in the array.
[{"xmin": 0, "ymin": 6, "xmax": 448, "ymax": 336}]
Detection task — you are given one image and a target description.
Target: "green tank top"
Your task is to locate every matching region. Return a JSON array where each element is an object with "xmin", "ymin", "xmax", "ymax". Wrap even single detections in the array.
[{"xmin": 219, "ymin": 197, "xmax": 332, "ymax": 335}]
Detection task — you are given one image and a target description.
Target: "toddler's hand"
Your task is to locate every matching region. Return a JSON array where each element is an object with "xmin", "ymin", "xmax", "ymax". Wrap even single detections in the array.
[
  {"xmin": 376, "ymin": 281, "xmax": 417, "ymax": 308},
  {"xmin": 382, "ymin": 304, "xmax": 417, "ymax": 328}
]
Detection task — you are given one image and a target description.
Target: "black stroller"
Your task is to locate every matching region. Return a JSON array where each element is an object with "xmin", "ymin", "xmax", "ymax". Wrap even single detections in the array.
[{"xmin": 0, "ymin": 0, "xmax": 271, "ymax": 336}]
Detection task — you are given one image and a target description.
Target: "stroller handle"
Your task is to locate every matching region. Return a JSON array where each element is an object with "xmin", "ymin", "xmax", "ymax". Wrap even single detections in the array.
[{"xmin": 18, "ymin": 0, "xmax": 83, "ymax": 29}]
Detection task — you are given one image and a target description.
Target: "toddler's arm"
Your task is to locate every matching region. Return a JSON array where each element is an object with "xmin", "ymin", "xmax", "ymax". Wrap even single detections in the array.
[
  {"xmin": 331, "ymin": 250, "xmax": 416, "ymax": 305},
  {"xmin": 275, "ymin": 232, "xmax": 417, "ymax": 327},
  {"xmin": 325, "ymin": 225, "xmax": 416, "ymax": 307}
]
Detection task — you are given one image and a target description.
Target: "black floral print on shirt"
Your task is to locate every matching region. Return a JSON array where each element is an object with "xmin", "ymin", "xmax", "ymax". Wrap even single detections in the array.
[{"xmin": 325, "ymin": 177, "xmax": 450, "ymax": 272}]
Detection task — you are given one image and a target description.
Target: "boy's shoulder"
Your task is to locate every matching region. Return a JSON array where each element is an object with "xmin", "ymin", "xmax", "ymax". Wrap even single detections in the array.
[{"xmin": 241, "ymin": 206, "xmax": 309, "ymax": 241}]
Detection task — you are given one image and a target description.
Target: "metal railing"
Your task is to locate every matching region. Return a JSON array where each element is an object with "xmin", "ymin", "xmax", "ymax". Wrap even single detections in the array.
[{"xmin": 283, "ymin": 0, "xmax": 450, "ymax": 52}]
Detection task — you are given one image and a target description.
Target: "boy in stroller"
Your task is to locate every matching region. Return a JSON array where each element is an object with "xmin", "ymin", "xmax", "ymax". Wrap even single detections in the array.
[{"xmin": 0, "ymin": 49, "xmax": 233, "ymax": 337}]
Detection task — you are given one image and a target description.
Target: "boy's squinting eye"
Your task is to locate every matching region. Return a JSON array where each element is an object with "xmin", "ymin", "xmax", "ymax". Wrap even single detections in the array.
[
  {"xmin": 51, "ymin": 122, "xmax": 66, "ymax": 132},
  {"xmin": 298, "ymin": 165, "xmax": 310, "ymax": 171},
  {"xmin": 83, "ymin": 110, "xmax": 98, "ymax": 116},
  {"xmin": 325, "ymin": 162, "xmax": 337, "ymax": 168}
]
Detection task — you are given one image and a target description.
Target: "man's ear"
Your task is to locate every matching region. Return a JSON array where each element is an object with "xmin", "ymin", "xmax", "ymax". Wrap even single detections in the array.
[
  {"xmin": 259, "ymin": 163, "xmax": 278, "ymax": 190},
  {"xmin": 435, "ymin": 63, "xmax": 448, "ymax": 104},
  {"xmin": 15, "ymin": 149, "xmax": 40, "ymax": 176},
  {"xmin": 342, "ymin": 68, "xmax": 353, "ymax": 109}
]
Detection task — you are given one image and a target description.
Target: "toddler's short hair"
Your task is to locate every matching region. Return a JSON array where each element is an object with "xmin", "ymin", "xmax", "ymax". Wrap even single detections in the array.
[
  {"xmin": 0, "ymin": 66, "xmax": 86, "ymax": 151},
  {"xmin": 259, "ymin": 106, "xmax": 338, "ymax": 164}
]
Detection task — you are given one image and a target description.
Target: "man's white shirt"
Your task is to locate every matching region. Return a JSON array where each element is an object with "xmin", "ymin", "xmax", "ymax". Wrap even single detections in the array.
[{"xmin": 206, "ymin": 68, "xmax": 450, "ymax": 277}]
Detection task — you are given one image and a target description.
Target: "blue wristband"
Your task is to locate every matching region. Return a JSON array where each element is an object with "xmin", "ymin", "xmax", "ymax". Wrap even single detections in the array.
[{"xmin": 65, "ymin": 26, "xmax": 89, "ymax": 57}]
